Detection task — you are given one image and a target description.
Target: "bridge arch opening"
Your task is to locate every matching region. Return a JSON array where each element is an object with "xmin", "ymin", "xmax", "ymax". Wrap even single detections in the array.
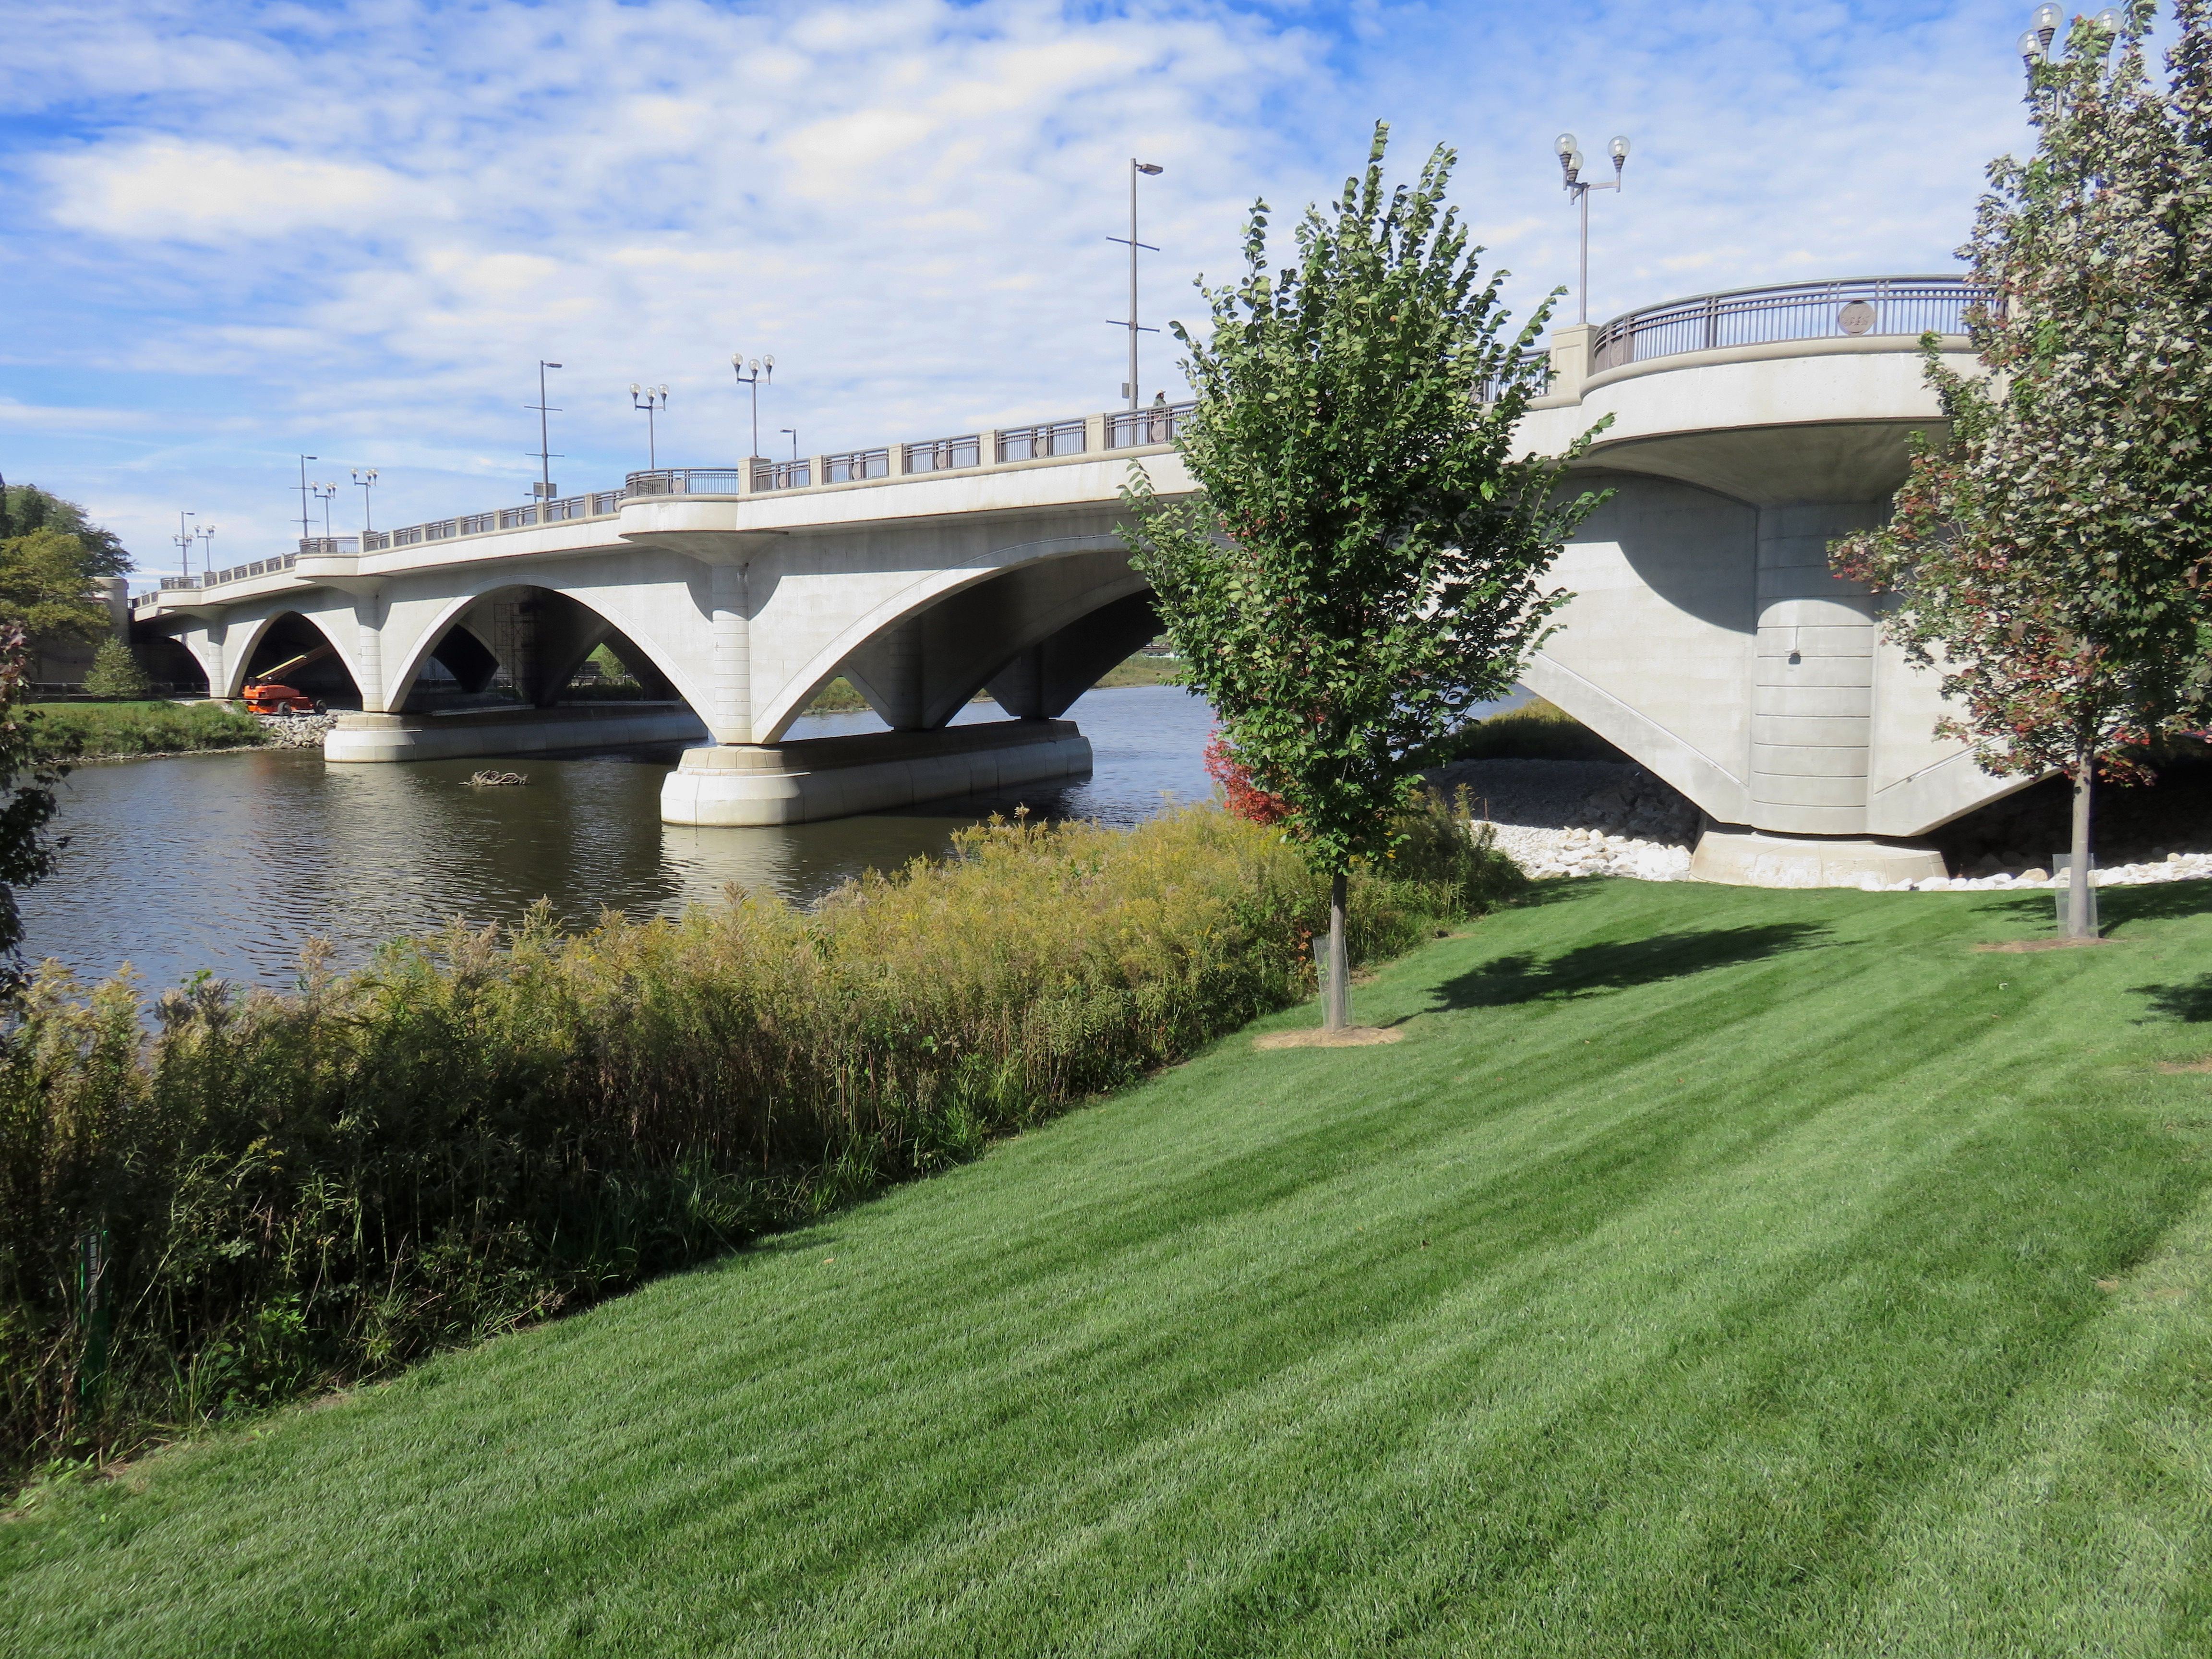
[
  {"xmin": 239, "ymin": 612, "xmax": 363, "ymax": 708},
  {"xmin": 770, "ymin": 545, "xmax": 1153, "ymax": 741},
  {"xmin": 387, "ymin": 585, "xmax": 686, "ymax": 715}
]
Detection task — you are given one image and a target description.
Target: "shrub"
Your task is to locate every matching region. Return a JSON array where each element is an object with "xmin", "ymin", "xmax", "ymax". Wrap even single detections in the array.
[
  {"xmin": 82, "ymin": 641, "xmax": 153, "ymax": 702},
  {"xmin": 0, "ymin": 796, "xmax": 1520, "ymax": 1475}
]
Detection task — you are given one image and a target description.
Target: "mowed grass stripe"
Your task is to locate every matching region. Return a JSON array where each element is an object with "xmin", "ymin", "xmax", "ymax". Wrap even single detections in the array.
[{"xmin": 6, "ymin": 880, "xmax": 2212, "ymax": 1656}]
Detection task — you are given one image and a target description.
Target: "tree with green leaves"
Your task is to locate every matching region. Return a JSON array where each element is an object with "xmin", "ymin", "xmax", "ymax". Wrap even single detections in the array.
[
  {"xmin": 0, "ymin": 623, "xmax": 64, "ymax": 980},
  {"xmin": 84, "ymin": 639, "xmax": 152, "ymax": 701},
  {"xmin": 1831, "ymin": 0, "xmax": 2212, "ymax": 938},
  {"xmin": 1122, "ymin": 122, "xmax": 1606, "ymax": 1030},
  {"xmin": 0, "ymin": 528, "xmax": 116, "ymax": 648},
  {"xmin": 0, "ymin": 480, "xmax": 132, "ymax": 578}
]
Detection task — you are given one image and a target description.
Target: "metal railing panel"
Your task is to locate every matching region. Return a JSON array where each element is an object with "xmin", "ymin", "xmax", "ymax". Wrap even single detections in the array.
[
  {"xmin": 1105, "ymin": 401, "xmax": 1196, "ymax": 448},
  {"xmin": 823, "ymin": 448, "xmax": 889, "ymax": 484},
  {"xmin": 995, "ymin": 419, "xmax": 1086, "ymax": 463},
  {"xmin": 902, "ymin": 435, "xmax": 980, "ymax": 474},
  {"xmin": 749, "ymin": 459, "xmax": 811, "ymax": 492},
  {"xmin": 1588, "ymin": 276, "xmax": 1982, "ymax": 373}
]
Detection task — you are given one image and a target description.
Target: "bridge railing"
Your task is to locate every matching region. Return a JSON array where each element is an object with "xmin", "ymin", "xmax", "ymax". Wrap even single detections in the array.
[
  {"xmin": 629, "ymin": 469, "xmax": 749, "ymax": 497},
  {"xmin": 995, "ymin": 418, "xmax": 1087, "ymax": 462},
  {"xmin": 903, "ymin": 434, "xmax": 981, "ymax": 473},
  {"xmin": 1589, "ymin": 276, "xmax": 1983, "ymax": 373},
  {"xmin": 136, "ymin": 404, "xmax": 1198, "ymax": 604},
  {"xmin": 1106, "ymin": 401, "xmax": 1196, "ymax": 448}
]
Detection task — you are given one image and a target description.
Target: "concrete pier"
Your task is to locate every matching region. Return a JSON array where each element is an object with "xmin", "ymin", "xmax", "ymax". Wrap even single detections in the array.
[
  {"xmin": 325, "ymin": 702, "xmax": 707, "ymax": 763},
  {"xmin": 661, "ymin": 719, "xmax": 1092, "ymax": 826}
]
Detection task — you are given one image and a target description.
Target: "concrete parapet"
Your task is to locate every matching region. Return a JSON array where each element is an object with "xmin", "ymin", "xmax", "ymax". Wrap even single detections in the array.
[
  {"xmin": 325, "ymin": 702, "xmax": 708, "ymax": 762},
  {"xmin": 1690, "ymin": 829, "xmax": 1945, "ymax": 889},
  {"xmin": 661, "ymin": 719, "xmax": 1093, "ymax": 826}
]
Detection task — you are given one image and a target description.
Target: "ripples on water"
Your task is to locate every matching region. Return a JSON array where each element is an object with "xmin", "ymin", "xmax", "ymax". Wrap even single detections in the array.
[{"xmin": 20, "ymin": 685, "xmax": 1222, "ymax": 993}]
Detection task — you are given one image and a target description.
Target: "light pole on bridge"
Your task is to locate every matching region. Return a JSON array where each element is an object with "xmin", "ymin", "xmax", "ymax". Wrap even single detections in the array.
[
  {"xmin": 352, "ymin": 468, "xmax": 379, "ymax": 535},
  {"xmin": 1108, "ymin": 159, "xmax": 1166, "ymax": 409},
  {"xmin": 731, "ymin": 353, "xmax": 774, "ymax": 461},
  {"xmin": 296, "ymin": 455, "xmax": 318, "ymax": 547},
  {"xmin": 529, "ymin": 361, "xmax": 563, "ymax": 503},
  {"xmin": 1554, "ymin": 131, "xmax": 1632, "ymax": 327},
  {"xmin": 173, "ymin": 510, "xmax": 197, "ymax": 584},
  {"xmin": 630, "ymin": 383, "xmax": 669, "ymax": 471}
]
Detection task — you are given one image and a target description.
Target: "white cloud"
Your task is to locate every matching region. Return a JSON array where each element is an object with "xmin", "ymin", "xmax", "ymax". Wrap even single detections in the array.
[
  {"xmin": 43, "ymin": 140, "xmax": 441, "ymax": 241},
  {"xmin": 0, "ymin": 0, "xmax": 2049, "ymax": 572}
]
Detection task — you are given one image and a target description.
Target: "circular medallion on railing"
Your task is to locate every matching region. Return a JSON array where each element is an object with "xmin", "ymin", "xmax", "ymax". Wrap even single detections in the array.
[{"xmin": 1837, "ymin": 299, "xmax": 1877, "ymax": 337}]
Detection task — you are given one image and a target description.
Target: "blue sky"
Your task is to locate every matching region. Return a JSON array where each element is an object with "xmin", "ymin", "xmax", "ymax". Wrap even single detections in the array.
[{"xmin": 0, "ymin": 0, "xmax": 2042, "ymax": 581}]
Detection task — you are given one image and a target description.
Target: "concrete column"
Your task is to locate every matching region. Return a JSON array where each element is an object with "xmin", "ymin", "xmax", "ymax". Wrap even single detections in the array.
[
  {"xmin": 199, "ymin": 621, "xmax": 227, "ymax": 699},
  {"xmin": 993, "ymin": 646, "xmax": 1046, "ymax": 720},
  {"xmin": 876, "ymin": 618, "xmax": 925, "ymax": 729},
  {"xmin": 1748, "ymin": 504, "xmax": 1881, "ymax": 836},
  {"xmin": 353, "ymin": 591, "xmax": 387, "ymax": 712},
  {"xmin": 707, "ymin": 562, "xmax": 752, "ymax": 745}
]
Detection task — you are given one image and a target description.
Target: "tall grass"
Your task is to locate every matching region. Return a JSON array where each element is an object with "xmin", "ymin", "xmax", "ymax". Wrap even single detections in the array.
[
  {"xmin": 0, "ymin": 796, "xmax": 1517, "ymax": 1477},
  {"xmin": 26, "ymin": 702, "xmax": 266, "ymax": 760}
]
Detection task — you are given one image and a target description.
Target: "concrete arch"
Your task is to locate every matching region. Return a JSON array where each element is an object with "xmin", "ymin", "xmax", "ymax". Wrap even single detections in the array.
[
  {"xmin": 380, "ymin": 579, "xmax": 698, "ymax": 715},
  {"xmin": 221, "ymin": 608, "xmax": 364, "ymax": 702},
  {"xmin": 756, "ymin": 534, "xmax": 1136, "ymax": 740}
]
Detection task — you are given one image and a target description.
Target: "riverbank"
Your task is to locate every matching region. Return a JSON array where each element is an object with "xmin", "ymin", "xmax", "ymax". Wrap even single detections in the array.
[
  {"xmin": 0, "ymin": 793, "xmax": 1515, "ymax": 1478},
  {"xmin": 11, "ymin": 876, "xmax": 2212, "ymax": 1653},
  {"xmin": 26, "ymin": 701, "xmax": 268, "ymax": 761}
]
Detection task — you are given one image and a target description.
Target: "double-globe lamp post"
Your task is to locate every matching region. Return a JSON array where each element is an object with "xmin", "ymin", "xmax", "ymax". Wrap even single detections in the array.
[
  {"xmin": 2018, "ymin": 4, "xmax": 2124, "ymax": 81},
  {"xmin": 630, "ymin": 383, "xmax": 669, "ymax": 471},
  {"xmin": 731, "ymin": 353, "xmax": 774, "ymax": 464},
  {"xmin": 1554, "ymin": 132, "xmax": 1631, "ymax": 328}
]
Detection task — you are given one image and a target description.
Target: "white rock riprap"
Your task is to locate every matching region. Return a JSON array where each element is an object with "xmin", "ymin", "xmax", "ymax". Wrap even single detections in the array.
[
  {"xmin": 1476, "ymin": 822, "xmax": 1695, "ymax": 883},
  {"xmin": 1878, "ymin": 850, "xmax": 2212, "ymax": 893},
  {"xmin": 254, "ymin": 712, "xmax": 337, "ymax": 748}
]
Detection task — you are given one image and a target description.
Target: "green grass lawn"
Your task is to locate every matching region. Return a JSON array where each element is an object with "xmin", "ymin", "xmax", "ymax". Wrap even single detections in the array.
[{"xmin": 10, "ymin": 878, "xmax": 2212, "ymax": 1655}]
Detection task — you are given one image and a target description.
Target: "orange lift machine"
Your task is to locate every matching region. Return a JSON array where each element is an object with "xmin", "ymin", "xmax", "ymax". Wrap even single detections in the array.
[{"xmin": 240, "ymin": 643, "xmax": 334, "ymax": 715}]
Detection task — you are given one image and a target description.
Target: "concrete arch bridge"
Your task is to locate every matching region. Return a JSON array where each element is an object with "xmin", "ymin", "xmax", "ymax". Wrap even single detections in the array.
[{"xmin": 132, "ymin": 279, "xmax": 1990, "ymax": 881}]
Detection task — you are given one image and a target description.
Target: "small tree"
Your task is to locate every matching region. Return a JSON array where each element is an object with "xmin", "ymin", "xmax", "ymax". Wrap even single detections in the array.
[
  {"xmin": 84, "ymin": 638, "xmax": 152, "ymax": 701},
  {"xmin": 1831, "ymin": 1, "xmax": 2212, "ymax": 937},
  {"xmin": 1124, "ymin": 123, "xmax": 1605, "ymax": 1028}
]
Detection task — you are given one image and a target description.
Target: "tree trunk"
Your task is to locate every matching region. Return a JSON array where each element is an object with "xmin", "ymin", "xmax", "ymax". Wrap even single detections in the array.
[
  {"xmin": 2067, "ymin": 747, "xmax": 2096, "ymax": 940},
  {"xmin": 1325, "ymin": 870, "xmax": 1350, "ymax": 1032}
]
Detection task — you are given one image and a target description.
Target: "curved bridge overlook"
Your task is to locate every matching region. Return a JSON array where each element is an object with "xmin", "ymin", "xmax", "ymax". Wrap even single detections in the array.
[{"xmin": 132, "ymin": 278, "xmax": 1995, "ymax": 878}]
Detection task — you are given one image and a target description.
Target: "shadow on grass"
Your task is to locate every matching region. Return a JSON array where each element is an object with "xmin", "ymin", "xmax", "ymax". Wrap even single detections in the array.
[
  {"xmin": 2132, "ymin": 976, "xmax": 2212, "ymax": 1024},
  {"xmin": 1972, "ymin": 880, "xmax": 2212, "ymax": 961},
  {"xmin": 1431, "ymin": 922, "xmax": 1830, "ymax": 1010}
]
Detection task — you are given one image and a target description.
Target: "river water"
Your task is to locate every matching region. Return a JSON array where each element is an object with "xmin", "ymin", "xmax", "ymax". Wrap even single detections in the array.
[{"xmin": 21, "ymin": 685, "xmax": 1220, "ymax": 994}]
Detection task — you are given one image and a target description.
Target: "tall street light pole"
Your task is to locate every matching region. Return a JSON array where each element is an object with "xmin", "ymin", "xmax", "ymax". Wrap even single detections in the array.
[
  {"xmin": 731, "ymin": 353, "xmax": 774, "ymax": 461},
  {"xmin": 197, "ymin": 523, "xmax": 218, "ymax": 577},
  {"xmin": 297, "ymin": 455, "xmax": 318, "ymax": 546},
  {"xmin": 529, "ymin": 361, "xmax": 563, "ymax": 502},
  {"xmin": 630, "ymin": 383, "xmax": 669, "ymax": 471},
  {"xmin": 312, "ymin": 481, "xmax": 337, "ymax": 542},
  {"xmin": 1555, "ymin": 132, "xmax": 1632, "ymax": 326},
  {"xmin": 174, "ymin": 510, "xmax": 197, "ymax": 584},
  {"xmin": 352, "ymin": 468, "xmax": 378, "ymax": 534},
  {"xmin": 1108, "ymin": 159, "xmax": 1165, "ymax": 409}
]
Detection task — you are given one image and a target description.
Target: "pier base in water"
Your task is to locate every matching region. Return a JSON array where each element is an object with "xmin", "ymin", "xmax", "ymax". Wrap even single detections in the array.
[
  {"xmin": 325, "ymin": 702, "xmax": 708, "ymax": 763},
  {"xmin": 660, "ymin": 720, "xmax": 1093, "ymax": 827}
]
